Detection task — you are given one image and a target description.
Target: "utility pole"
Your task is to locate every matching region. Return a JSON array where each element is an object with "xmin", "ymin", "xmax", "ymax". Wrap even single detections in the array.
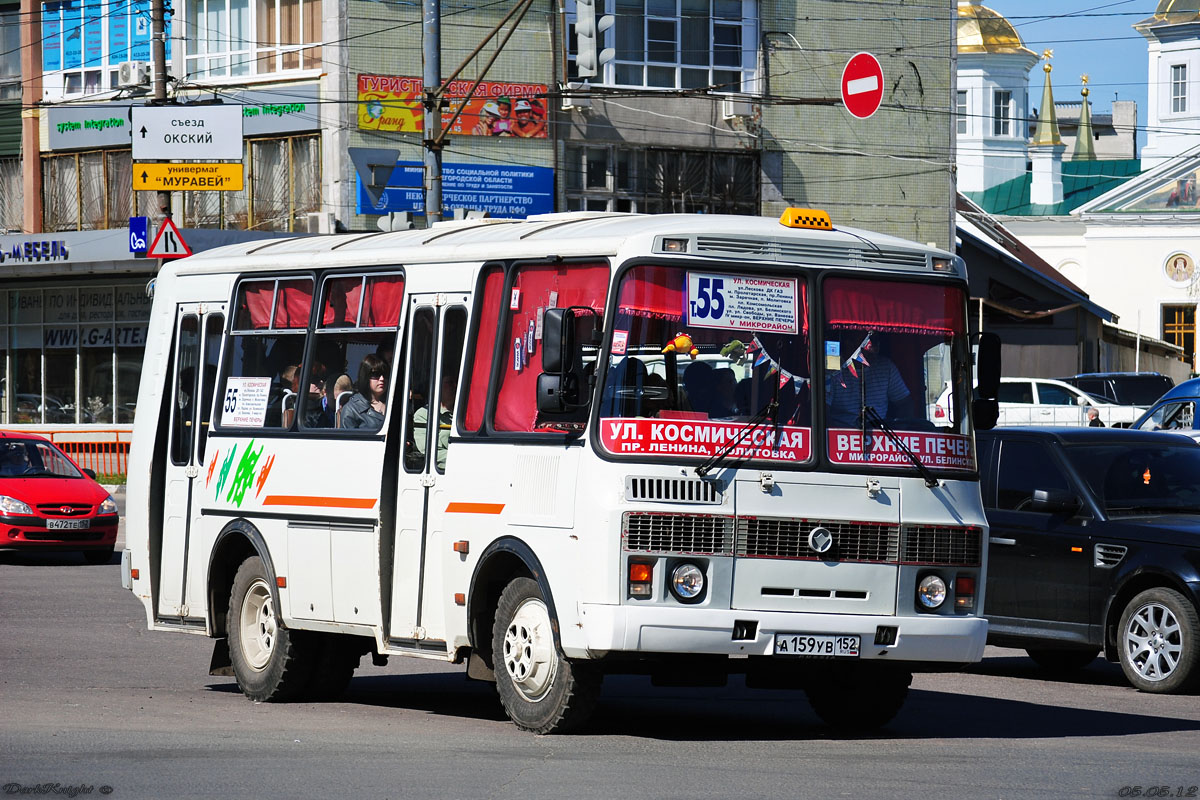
[
  {"xmin": 151, "ymin": 0, "xmax": 171, "ymax": 220},
  {"xmin": 422, "ymin": 0, "xmax": 442, "ymax": 224},
  {"xmin": 19, "ymin": 0, "xmax": 42, "ymax": 233}
]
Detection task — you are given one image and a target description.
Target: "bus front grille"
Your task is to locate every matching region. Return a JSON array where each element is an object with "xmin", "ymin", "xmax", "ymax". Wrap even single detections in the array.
[
  {"xmin": 622, "ymin": 512, "xmax": 734, "ymax": 555},
  {"xmin": 735, "ymin": 517, "xmax": 899, "ymax": 562},
  {"xmin": 899, "ymin": 525, "xmax": 982, "ymax": 566}
]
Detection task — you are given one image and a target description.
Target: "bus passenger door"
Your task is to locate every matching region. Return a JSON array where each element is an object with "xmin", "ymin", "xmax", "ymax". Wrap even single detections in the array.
[
  {"xmin": 388, "ymin": 296, "xmax": 467, "ymax": 646},
  {"xmin": 158, "ymin": 305, "xmax": 225, "ymax": 621}
]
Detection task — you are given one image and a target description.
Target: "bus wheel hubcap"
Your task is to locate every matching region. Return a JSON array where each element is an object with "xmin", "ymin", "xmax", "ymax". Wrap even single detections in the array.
[{"xmin": 503, "ymin": 598, "xmax": 557, "ymax": 702}]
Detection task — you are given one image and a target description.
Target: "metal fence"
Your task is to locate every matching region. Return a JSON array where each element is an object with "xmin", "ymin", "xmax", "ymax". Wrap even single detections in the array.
[{"xmin": 1, "ymin": 428, "xmax": 131, "ymax": 478}]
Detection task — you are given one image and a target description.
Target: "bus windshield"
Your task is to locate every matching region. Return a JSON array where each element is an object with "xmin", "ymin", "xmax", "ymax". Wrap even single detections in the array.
[{"xmin": 597, "ymin": 266, "xmax": 974, "ymax": 472}]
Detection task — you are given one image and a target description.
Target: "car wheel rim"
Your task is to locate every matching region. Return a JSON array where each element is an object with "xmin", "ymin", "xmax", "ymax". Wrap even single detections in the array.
[
  {"xmin": 502, "ymin": 598, "xmax": 557, "ymax": 702},
  {"xmin": 1123, "ymin": 601, "xmax": 1183, "ymax": 682},
  {"xmin": 239, "ymin": 578, "xmax": 276, "ymax": 672}
]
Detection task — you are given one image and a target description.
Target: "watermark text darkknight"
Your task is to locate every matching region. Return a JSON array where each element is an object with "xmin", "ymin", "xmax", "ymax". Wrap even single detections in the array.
[{"xmin": 2, "ymin": 783, "xmax": 113, "ymax": 797}]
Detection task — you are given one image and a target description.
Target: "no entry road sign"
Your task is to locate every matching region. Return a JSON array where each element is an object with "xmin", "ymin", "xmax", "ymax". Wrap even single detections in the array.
[{"xmin": 841, "ymin": 52, "xmax": 884, "ymax": 119}]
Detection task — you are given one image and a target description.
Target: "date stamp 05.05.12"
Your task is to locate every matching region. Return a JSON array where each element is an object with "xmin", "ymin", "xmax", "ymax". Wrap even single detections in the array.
[{"xmin": 1118, "ymin": 788, "xmax": 1198, "ymax": 798}]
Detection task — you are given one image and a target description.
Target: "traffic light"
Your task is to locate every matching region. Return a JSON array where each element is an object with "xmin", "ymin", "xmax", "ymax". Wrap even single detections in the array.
[{"xmin": 575, "ymin": 0, "xmax": 614, "ymax": 78}]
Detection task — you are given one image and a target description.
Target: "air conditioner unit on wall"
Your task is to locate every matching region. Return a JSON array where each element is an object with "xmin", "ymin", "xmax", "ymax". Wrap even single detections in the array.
[
  {"xmin": 721, "ymin": 96, "xmax": 755, "ymax": 120},
  {"xmin": 117, "ymin": 61, "xmax": 150, "ymax": 89}
]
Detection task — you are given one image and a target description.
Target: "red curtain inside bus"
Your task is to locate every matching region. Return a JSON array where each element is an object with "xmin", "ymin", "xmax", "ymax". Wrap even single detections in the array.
[
  {"xmin": 272, "ymin": 280, "xmax": 314, "ymax": 329},
  {"xmin": 321, "ymin": 277, "xmax": 362, "ymax": 327},
  {"xmin": 824, "ymin": 278, "xmax": 964, "ymax": 335},
  {"xmin": 493, "ymin": 263, "xmax": 609, "ymax": 432},
  {"xmin": 362, "ymin": 275, "xmax": 406, "ymax": 327},
  {"xmin": 464, "ymin": 268, "xmax": 503, "ymax": 432}
]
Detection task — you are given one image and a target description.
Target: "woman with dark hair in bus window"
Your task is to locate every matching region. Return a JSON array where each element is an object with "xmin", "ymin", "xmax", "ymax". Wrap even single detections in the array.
[{"xmin": 339, "ymin": 354, "xmax": 388, "ymax": 431}]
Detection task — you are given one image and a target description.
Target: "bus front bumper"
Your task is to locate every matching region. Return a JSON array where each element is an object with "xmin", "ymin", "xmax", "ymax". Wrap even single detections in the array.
[{"xmin": 574, "ymin": 603, "xmax": 988, "ymax": 664}]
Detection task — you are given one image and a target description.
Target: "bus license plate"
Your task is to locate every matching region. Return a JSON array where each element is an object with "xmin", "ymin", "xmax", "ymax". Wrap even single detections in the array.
[
  {"xmin": 774, "ymin": 633, "xmax": 860, "ymax": 657},
  {"xmin": 47, "ymin": 519, "xmax": 90, "ymax": 530}
]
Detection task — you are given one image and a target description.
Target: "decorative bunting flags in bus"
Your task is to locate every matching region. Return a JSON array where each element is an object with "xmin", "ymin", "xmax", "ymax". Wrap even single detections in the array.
[{"xmin": 741, "ymin": 335, "xmax": 810, "ymax": 395}]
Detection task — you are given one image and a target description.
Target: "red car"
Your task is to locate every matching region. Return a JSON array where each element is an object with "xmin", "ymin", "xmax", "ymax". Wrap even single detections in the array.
[{"xmin": 0, "ymin": 432, "xmax": 119, "ymax": 564}]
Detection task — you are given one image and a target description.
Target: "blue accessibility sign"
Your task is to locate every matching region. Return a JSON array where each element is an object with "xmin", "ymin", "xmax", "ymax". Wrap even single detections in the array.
[{"xmin": 129, "ymin": 216, "xmax": 149, "ymax": 254}]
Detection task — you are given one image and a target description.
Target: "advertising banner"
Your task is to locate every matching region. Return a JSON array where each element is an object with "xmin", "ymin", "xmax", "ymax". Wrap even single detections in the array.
[
  {"xmin": 827, "ymin": 429, "xmax": 974, "ymax": 470},
  {"xmin": 356, "ymin": 74, "xmax": 548, "ymax": 138},
  {"xmin": 599, "ymin": 418, "xmax": 812, "ymax": 463},
  {"xmin": 356, "ymin": 160, "xmax": 554, "ymax": 219}
]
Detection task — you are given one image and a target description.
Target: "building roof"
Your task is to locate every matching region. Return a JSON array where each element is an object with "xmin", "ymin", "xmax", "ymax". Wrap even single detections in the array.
[
  {"xmin": 963, "ymin": 159, "xmax": 1142, "ymax": 215},
  {"xmin": 1139, "ymin": 0, "xmax": 1200, "ymax": 25},
  {"xmin": 957, "ymin": 1, "xmax": 1037, "ymax": 55}
]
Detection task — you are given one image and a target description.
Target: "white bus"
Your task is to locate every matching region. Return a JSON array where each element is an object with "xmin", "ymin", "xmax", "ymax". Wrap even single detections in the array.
[{"xmin": 123, "ymin": 209, "xmax": 997, "ymax": 734}]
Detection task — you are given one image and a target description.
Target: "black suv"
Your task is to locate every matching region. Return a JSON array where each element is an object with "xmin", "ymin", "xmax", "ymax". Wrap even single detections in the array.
[
  {"xmin": 977, "ymin": 427, "xmax": 1200, "ymax": 693},
  {"xmin": 1060, "ymin": 372, "xmax": 1174, "ymax": 407}
]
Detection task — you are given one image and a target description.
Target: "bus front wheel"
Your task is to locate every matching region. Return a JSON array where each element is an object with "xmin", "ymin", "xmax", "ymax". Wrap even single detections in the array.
[
  {"xmin": 228, "ymin": 556, "xmax": 314, "ymax": 702},
  {"xmin": 491, "ymin": 577, "xmax": 601, "ymax": 734}
]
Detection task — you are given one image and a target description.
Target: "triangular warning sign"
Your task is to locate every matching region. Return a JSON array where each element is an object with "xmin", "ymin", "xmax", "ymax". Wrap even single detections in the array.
[{"xmin": 147, "ymin": 217, "xmax": 193, "ymax": 259}]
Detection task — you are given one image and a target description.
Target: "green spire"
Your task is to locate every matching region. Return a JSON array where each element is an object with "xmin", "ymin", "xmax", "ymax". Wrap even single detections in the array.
[
  {"xmin": 1032, "ymin": 51, "xmax": 1062, "ymax": 146},
  {"xmin": 1073, "ymin": 75, "xmax": 1097, "ymax": 160}
]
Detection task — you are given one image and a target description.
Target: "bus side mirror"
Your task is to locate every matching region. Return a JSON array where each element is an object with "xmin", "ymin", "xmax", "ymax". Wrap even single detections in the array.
[
  {"xmin": 972, "ymin": 398, "xmax": 998, "ymax": 430},
  {"xmin": 542, "ymin": 308, "xmax": 572, "ymax": 373},
  {"xmin": 975, "ymin": 332, "xmax": 1001, "ymax": 399}
]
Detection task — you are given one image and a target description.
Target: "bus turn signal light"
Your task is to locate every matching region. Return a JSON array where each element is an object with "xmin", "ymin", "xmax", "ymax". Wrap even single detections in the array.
[
  {"xmin": 629, "ymin": 562, "xmax": 653, "ymax": 597},
  {"xmin": 955, "ymin": 575, "xmax": 976, "ymax": 610},
  {"xmin": 453, "ymin": 541, "xmax": 469, "ymax": 554}
]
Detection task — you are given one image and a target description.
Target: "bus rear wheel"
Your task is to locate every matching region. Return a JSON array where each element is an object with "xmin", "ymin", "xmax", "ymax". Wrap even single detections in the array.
[
  {"xmin": 804, "ymin": 664, "xmax": 912, "ymax": 732},
  {"xmin": 492, "ymin": 577, "xmax": 601, "ymax": 734},
  {"xmin": 228, "ymin": 556, "xmax": 314, "ymax": 702}
]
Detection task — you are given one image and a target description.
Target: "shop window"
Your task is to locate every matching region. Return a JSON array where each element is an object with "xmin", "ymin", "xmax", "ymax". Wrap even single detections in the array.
[
  {"xmin": 181, "ymin": 134, "xmax": 320, "ymax": 232},
  {"xmin": 493, "ymin": 263, "xmax": 610, "ymax": 433}
]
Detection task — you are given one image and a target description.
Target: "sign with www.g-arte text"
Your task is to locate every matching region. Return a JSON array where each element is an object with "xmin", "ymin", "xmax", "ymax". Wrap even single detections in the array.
[
  {"xmin": 135, "ymin": 162, "xmax": 244, "ymax": 191},
  {"xmin": 131, "ymin": 105, "xmax": 244, "ymax": 161}
]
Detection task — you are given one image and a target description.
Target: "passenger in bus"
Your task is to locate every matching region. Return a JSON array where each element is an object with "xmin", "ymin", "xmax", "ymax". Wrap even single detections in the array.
[
  {"xmin": 825, "ymin": 332, "xmax": 911, "ymax": 427},
  {"xmin": 324, "ymin": 373, "xmax": 354, "ymax": 428},
  {"xmin": 339, "ymin": 354, "xmax": 388, "ymax": 431},
  {"xmin": 412, "ymin": 376, "xmax": 456, "ymax": 470},
  {"xmin": 682, "ymin": 361, "xmax": 715, "ymax": 416},
  {"xmin": 279, "ymin": 364, "xmax": 300, "ymax": 428},
  {"xmin": 711, "ymin": 368, "xmax": 739, "ymax": 418},
  {"xmin": 302, "ymin": 370, "xmax": 328, "ymax": 428}
]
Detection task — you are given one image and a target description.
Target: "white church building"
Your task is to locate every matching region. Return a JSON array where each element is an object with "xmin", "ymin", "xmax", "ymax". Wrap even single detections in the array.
[{"xmin": 961, "ymin": 0, "xmax": 1200, "ymax": 374}]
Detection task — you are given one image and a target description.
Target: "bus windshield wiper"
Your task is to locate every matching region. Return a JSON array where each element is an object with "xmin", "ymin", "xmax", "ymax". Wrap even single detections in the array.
[
  {"xmin": 862, "ymin": 406, "xmax": 940, "ymax": 489},
  {"xmin": 695, "ymin": 398, "xmax": 779, "ymax": 477}
]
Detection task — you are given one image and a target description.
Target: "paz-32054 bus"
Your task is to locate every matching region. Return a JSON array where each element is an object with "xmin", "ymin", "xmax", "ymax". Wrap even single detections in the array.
[{"xmin": 123, "ymin": 209, "xmax": 997, "ymax": 734}]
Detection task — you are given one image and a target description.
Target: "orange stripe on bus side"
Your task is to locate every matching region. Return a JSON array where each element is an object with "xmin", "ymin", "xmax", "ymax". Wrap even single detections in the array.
[
  {"xmin": 445, "ymin": 502, "xmax": 505, "ymax": 515},
  {"xmin": 261, "ymin": 495, "xmax": 378, "ymax": 509}
]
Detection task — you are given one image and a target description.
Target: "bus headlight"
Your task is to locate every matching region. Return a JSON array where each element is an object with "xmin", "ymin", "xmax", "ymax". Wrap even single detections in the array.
[
  {"xmin": 917, "ymin": 574, "xmax": 947, "ymax": 610},
  {"xmin": 670, "ymin": 563, "xmax": 705, "ymax": 601}
]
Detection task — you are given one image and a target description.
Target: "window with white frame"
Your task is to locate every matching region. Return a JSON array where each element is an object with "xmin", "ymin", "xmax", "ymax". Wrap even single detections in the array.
[
  {"xmin": 956, "ymin": 90, "xmax": 967, "ymax": 135},
  {"xmin": 1172, "ymin": 64, "xmax": 1187, "ymax": 114},
  {"xmin": 568, "ymin": 0, "xmax": 757, "ymax": 91},
  {"xmin": 183, "ymin": 0, "xmax": 322, "ymax": 80},
  {"xmin": 39, "ymin": 0, "xmax": 170, "ymax": 99},
  {"xmin": 992, "ymin": 89, "xmax": 1012, "ymax": 136}
]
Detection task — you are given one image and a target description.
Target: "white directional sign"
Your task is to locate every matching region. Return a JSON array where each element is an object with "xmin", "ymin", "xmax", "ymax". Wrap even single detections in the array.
[{"xmin": 132, "ymin": 105, "xmax": 244, "ymax": 161}]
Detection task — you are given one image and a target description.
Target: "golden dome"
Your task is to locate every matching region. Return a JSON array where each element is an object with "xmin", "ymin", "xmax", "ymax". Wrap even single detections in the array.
[
  {"xmin": 957, "ymin": 1, "xmax": 1037, "ymax": 56},
  {"xmin": 1148, "ymin": 0, "xmax": 1200, "ymax": 23}
]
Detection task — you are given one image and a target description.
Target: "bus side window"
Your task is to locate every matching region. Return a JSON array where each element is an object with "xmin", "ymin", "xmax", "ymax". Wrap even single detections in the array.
[
  {"xmin": 405, "ymin": 308, "xmax": 436, "ymax": 471},
  {"xmin": 218, "ymin": 278, "xmax": 312, "ymax": 431},
  {"xmin": 492, "ymin": 262, "xmax": 609, "ymax": 433},
  {"xmin": 434, "ymin": 307, "xmax": 467, "ymax": 472},
  {"xmin": 197, "ymin": 313, "xmax": 224, "ymax": 463},
  {"xmin": 302, "ymin": 273, "xmax": 405, "ymax": 433},
  {"xmin": 461, "ymin": 266, "xmax": 504, "ymax": 434}
]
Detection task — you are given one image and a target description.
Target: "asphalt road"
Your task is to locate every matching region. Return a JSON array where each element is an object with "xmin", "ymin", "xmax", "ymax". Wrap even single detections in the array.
[{"xmin": 2, "ymin": 501, "xmax": 1198, "ymax": 800}]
